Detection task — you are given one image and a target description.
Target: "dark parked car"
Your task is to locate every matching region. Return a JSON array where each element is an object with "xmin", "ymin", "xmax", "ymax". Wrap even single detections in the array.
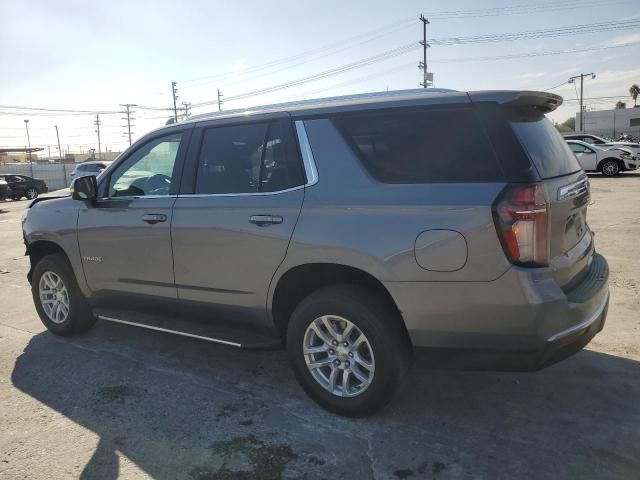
[
  {"xmin": 0, "ymin": 174, "xmax": 48, "ymax": 200},
  {"xmin": 70, "ymin": 161, "xmax": 113, "ymax": 180},
  {"xmin": 0, "ymin": 178, "xmax": 12, "ymax": 201}
]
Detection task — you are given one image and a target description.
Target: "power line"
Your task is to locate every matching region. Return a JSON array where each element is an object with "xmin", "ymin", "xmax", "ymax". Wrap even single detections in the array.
[
  {"xmin": 431, "ymin": 39, "xmax": 640, "ymax": 65},
  {"xmin": 180, "ymin": 0, "xmax": 629, "ymax": 90},
  {"xmin": 190, "ymin": 19, "xmax": 640, "ymax": 108},
  {"xmin": 428, "ymin": 19, "xmax": 640, "ymax": 45},
  {"xmin": 180, "ymin": 16, "xmax": 416, "ymax": 87},
  {"xmin": 192, "ymin": 42, "xmax": 419, "ymax": 107}
]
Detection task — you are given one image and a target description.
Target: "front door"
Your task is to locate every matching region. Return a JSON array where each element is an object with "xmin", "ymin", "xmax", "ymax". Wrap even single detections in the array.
[
  {"xmin": 77, "ymin": 129, "xmax": 191, "ymax": 299},
  {"xmin": 171, "ymin": 118, "xmax": 305, "ymax": 325}
]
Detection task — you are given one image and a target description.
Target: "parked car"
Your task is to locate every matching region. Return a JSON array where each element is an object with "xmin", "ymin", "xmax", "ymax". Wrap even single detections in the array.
[
  {"xmin": 563, "ymin": 133, "xmax": 608, "ymax": 144},
  {"xmin": 0, "ymin": 178, "xmax": 12, "ymax": 201},
  {"xmin": 563, "ymin": 133, "xmax": 640, "ymax": 156},
  {"xmin": 70, "ymin": 161, "xmax": 113, "ymax": 180},
  {"xmin": 600, "ymin": 141, "xmax": 640, "ymax": 157},
  {"xmin": 22, "ymin": 89, "xmax": 609, "ymax": 417},
  {"xmin": 566, "ymin": 140, "xmax": 638, "ymax": 175},
  {"xmin": 0, "ymin": 174, "xmax": 48, "ymax": 200}
]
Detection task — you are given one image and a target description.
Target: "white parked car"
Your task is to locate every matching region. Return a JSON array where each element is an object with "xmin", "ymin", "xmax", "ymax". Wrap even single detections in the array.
[
  {"xmin": 563, "ymin": 134, "xmax": 640, "ymax": 156},
  {"xmin": 566, "ymin": 140, "xmax": 638, "ymax": 176}
]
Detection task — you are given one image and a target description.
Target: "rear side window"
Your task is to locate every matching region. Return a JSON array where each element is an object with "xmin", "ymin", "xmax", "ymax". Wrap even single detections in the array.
[
  {"xmin": 195, "ymin": 120, "xmax": 304, "ymax": 194},
  {"xmin": 331, "ymin": 107, "xmax": 501, "ymax": 183},
  {"xmin": 508, "ymin": 110, "xmax": 581, "ymax": 179}
]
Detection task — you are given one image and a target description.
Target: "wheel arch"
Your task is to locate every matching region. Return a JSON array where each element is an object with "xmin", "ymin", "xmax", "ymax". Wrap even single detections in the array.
[
  {"xmin": 270, "ymin": 262, "xmax": 410, "ymax": 344},
  {"xmin": 26, "ymin": 240, "xmax": 70, "ymax": 284}
]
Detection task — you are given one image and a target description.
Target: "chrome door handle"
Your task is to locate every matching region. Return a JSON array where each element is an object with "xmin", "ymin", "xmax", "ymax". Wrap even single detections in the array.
[
  {"xmin": 142, "ymin": 214, "xmax": 167, "ymax": 224},
  {"xmin": 249, "ymin": 215, "xmax": 283, "ymax": 226}
]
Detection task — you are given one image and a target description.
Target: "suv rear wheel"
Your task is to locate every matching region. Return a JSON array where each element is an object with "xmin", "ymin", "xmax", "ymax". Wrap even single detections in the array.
[
  {"xmin": 32, "ymin": 253, "xmax": 95, "ymax": 335},
  {"xmin": 286, "ymin": 284, "xmax": 411, "ymax": 417},
  {"xmin": 600, "ymin": 159, "xmax": 621, "ymax": 176}
]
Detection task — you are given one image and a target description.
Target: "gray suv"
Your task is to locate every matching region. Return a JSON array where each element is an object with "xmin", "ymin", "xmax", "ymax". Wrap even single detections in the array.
[{"xmin": 22, "ymin": 89, "xmax": 609, "ymax": 417}]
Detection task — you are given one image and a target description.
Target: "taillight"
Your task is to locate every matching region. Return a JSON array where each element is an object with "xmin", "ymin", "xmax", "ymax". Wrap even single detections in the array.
[{"xmin": 493, "ymin": 183, "xmax": 549, "ymax": 267}]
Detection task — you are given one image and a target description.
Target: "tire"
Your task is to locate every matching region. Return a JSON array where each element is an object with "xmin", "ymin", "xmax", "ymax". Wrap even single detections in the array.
[
  {"xmin": 31, "ymin": 253, "xmax": 95, "ymax": 335},
  {"xmin": 26, "ymin": 188, "xmax": 39, "ymax": 200},
  {"xmin": 600, "ymin": 160, "xmax": 621, "ymax": 176},
  {"xmin": 286, "ymin": 284, "xmax": 411, "ymax": 417}
]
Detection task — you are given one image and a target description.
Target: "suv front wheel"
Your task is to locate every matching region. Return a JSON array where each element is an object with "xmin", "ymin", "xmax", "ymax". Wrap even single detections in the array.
[
  {"xmin": 286, "ymin": 285, "xmax": 411, "ymax": 417},
  {"xmin": 32, "ymin": 253, "xmax": 95, "ymax": 335}
]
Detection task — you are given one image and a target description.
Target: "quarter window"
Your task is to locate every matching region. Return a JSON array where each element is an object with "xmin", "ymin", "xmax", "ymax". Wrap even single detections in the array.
[
  {"xmin": 108, "ymin": 133, "xmax": 182, "ymax": 197},
  {"xmin": 332, "ymin": 107, "xmax": 501, "ymax": 183},
  {"xmin": 194, "ymin": 120, "xmax": 304, "ymax": 194}
]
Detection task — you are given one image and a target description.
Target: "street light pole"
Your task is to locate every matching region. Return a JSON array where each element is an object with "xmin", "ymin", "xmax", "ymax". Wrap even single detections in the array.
[
  {"xmin": 55, "ymin": 125, "xmax": 62, "ymax": 161},
  {"xmin": 24, "ymin": 119, "xmax": 32, "ymax": 162}
]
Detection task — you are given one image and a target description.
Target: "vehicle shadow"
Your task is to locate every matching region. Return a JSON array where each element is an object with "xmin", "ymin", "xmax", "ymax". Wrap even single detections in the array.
[{"xmin": 10, "ymin": 322, "xmax": 640, "ymax": 479}]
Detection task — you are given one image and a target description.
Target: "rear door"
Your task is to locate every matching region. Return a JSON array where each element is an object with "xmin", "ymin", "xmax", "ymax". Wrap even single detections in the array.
[{"xmin": 171, "ymin": 117, "xmax": 305, "ymax": 325}]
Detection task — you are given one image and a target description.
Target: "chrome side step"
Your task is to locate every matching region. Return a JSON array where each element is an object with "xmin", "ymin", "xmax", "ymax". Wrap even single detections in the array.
[{"xmin": 98, "ymin": 315, "xmax": 242, "ymax": 347}]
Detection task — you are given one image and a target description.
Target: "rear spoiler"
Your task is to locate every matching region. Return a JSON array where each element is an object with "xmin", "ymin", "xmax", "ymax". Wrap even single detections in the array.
[{"xmin": 467, "ymin": 90, "xmax": 563, "ymax": 113}]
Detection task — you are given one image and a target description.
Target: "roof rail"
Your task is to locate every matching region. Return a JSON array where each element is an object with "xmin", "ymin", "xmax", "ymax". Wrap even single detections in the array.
[{"xmin": 189, "ymin": 88, "xmax": 458, "ymax": 121}]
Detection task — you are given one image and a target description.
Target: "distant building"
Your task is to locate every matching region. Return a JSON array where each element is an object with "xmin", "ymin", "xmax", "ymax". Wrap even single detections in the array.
[{"xmin": 575, "ymin": 105, "xmax": 640, "ymax": 138}]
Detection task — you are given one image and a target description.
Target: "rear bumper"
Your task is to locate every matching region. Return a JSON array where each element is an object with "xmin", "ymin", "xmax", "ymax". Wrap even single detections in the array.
[{"xmin": 386, "ymin": 252, "xmax": 609, "ymax": 371}]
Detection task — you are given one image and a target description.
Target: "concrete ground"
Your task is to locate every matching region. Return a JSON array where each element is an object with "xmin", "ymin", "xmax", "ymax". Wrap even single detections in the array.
[{"xmin": 0, "ymin": 175, "xmax": 639, "ymax": 480}]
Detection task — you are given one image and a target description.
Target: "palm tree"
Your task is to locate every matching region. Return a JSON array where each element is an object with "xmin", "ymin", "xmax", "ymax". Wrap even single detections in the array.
[{"xmin": 630, "ymin": 84, "xmax": 640, "ymax": 107}]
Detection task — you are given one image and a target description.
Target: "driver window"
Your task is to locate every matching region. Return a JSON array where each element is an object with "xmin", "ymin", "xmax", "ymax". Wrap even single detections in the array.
[{"xmin": 108, "ymin": 133, "xmax": 182, "ymax": 197}]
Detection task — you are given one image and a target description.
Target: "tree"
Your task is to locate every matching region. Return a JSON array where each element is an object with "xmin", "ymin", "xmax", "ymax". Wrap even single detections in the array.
[
  {"xmin": 555, "ymin": 117, "xmax": 575, "ymax": 133},
  {"xmin": 630, "ymin": 84, "xmax": 640, "ymax": 107}
]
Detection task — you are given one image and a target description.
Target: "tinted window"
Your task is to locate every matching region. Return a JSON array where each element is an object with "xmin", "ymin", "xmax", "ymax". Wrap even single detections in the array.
[
  {"xmin": 509, "ymin": 111, "xmax": 582, "ymax": 179},
  {"xmin": 332, "ymin": 107, "xmax": 501, "ymax": 183},
  {"xmin": 108, "ymin": 133, "xmax": 182, "ymax": 197},
  {"xmin": 260, "ymin": 121, "xmax": 304, "ymax": 192},
  {"xmin": 195, "ymin": 121, "xmax": 303, "ymax": 194}
]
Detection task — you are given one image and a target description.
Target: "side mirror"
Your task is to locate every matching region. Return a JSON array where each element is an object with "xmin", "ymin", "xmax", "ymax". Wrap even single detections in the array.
[{"xmin": 70, "ymin": 175, "xmax": 98, "ymax": 202}]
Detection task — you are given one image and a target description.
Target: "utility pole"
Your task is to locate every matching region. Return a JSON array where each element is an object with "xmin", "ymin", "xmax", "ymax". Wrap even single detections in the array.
[
  {"xmin": 181, "ymin": 101, "xmax": 191, "ymax": 120},
  {"xmin": 217, "ymin": 89, "xmax": 223, "ymax": 111},
  {"xmin": 120, "ymin": 103, "xmax": 136, "ymax": 145},
  {"xmin": 418, "ymin": 15, "xmax": 432, "ymax": 88},
  {"xmin": 171, "ymin": 81, "xmax": 179, "ymax": 122},
  {"xmin": 55, "ymin": 125, "xmax": 62, "ymax": 161},
  {"xmin": 94, "ymin": 113, "xmax": 102, "ymax": 160},
  {"xmin": 568, "ymin": 73, "xmax": 596, "ymax": 133},
  {"xmin": 24, "ymin": 119, "xmax": 32, "ymax": 163}
]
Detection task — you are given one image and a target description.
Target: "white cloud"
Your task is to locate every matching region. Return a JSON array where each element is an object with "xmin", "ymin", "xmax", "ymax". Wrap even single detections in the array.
[{"xmin": 606, "ymin": 32, "xmax": 640, "ymax": 46}]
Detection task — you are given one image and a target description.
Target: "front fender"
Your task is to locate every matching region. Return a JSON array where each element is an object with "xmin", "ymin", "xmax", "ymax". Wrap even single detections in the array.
[{"xmin": 23, "ymin": 197, "xmax": 90, "ymax": 297}]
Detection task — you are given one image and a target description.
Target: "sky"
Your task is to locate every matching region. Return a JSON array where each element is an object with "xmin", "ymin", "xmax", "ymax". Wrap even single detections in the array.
[{"xmin": 1, "ymin": 0, "xmax": 639, "ymax": 155}]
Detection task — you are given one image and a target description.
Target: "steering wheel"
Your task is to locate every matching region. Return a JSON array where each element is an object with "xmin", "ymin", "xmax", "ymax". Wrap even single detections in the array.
[{"xmin": 144, "ymin": 174, "xmax": 171, "ymax": 195}]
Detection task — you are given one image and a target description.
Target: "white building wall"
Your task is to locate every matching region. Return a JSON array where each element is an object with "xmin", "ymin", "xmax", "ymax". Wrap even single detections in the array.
[{"xmin": 575, "ymin": 107, "xmax": 640, "ymax": 138}]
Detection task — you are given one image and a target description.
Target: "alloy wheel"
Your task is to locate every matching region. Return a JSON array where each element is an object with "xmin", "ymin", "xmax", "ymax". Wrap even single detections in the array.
[
  {"xmin": 602, "ymin": 161, "xmax": 619, "ymax": 176},
  {"xmin": 303, "ymin": 315, "xmax": 375, "ymax": 397},
  {"xmin": 27, "ymin": 188, "xmax": 38, "ymax": 199},
  {"xmin": 38, "ymin": 271, "xmax": 70, "ymax": 324}
]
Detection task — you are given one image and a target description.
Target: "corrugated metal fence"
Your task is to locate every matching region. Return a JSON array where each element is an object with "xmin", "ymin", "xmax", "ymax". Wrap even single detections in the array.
[{"xmin": 1, "ymin": 163, "xmax": 74, "ymax": 191}]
